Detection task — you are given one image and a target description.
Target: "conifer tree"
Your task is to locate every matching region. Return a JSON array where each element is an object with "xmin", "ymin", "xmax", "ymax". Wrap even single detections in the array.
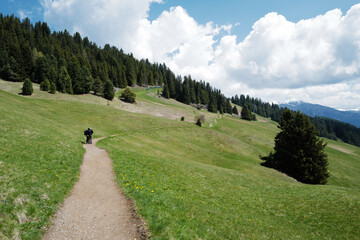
[
  {"xmin": 49, "ymin": 82, "xmax": 56, "ymax": 94},
  {"xmin": 120, "ymin": 87, "xmax": 136, "ymax": 103},
  {"xmin": 21, "ymin": 78, "xmax": 33, "ymax": 95},
  {"xmin": 162, "ymin": 83, "xmax": 170, "ymax": 99},
  {"xmin": 226, "ymin": 99, "xmax": 232, "ymax": 114},
  {"xmin": 40, "ymin": 78, "xmax": 50, "ymax": 91},
  {"xmin": 241, "ymin": 104, "xmax": 252, "ymax": 121},
  {"xmin": 119, "ymin": 69, "xmax": 127, "ymax": 88},
  {"xmin": 58, "ymin": 66, "xmax": 73, "ymax": 94},
  {"xmin": 103, "ymin": 80, "xmax": 114, "ymax": 100},
  {"xmin": 261, "ymin": 109, "xmax": 329, "ymax": 184},
  {"xmin": 252, "ymin": 114, "xmax": 257, "ymax": 121},
  {"xmin": 208, "ymin": 94, "xmax": 217, "ymax": 113},
  {"xmin": 232, "ymin": 106, "xmax": 239, "ymax": 115},
  {"xmin": 92, "ymin": 77, "xmax": 103, "ymax": 95}
]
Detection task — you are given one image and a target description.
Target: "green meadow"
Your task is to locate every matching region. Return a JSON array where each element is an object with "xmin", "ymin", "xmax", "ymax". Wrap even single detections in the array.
[{"xmin": 1, "ymin": 80, "xmax": 359, "ymax": 239}]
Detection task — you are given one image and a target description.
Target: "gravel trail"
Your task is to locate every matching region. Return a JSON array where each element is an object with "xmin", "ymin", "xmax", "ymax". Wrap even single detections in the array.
[{"xmin": 43, "ymin": 138, "xmax": 138, "ymax": 240}]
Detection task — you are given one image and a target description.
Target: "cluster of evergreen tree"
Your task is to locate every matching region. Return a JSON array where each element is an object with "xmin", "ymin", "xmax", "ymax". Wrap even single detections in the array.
[
  {"xmin": 310, "ymin": 116, "xmax": 360, "ymax": 147},
  {"xmin": 0, "ymin": 14, "xmax": 167, "ymax": 95},
  {"xmin": 161, "ymin": 74, "xmax": 233, "ymax": 114},
  {"xmin": 0, "ymin": 14, "xmax": 232, "ymax": 113},
  {"xmin": 231, "ymin": 94, "xmax": 282, "ymax": 122},
  {"xmin": 231, "ymin": 94, "xmax": 360, "ymax": 147}
]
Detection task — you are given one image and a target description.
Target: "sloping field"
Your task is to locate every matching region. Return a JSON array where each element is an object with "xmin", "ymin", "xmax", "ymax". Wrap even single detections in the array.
[{"xmin": 1, "ymin": 80, "xmax": 359, "ymax": 239}]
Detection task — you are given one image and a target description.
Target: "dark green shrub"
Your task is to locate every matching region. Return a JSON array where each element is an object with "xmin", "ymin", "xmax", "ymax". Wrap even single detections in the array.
[
  {"xmin": 196, "ymin": 118, "xmax": 202, "ymax": 127},
  {"xmin": 49, "ymin": 82, "xmax": 56, "ymax": 94},
  {"xmin": 252, "ymin": 114, "xmax": 257, "ymax": 121},
  {"xmin": 40, "ymin": 79, "xmax": 50, "ymax": 91},
  {"xmin": 120, "ymin": 87, "xmax": 136, "ymax": 103},
  {"xmin": 21, "ymin": 78, "xmax": 33, "ymax": 95}
]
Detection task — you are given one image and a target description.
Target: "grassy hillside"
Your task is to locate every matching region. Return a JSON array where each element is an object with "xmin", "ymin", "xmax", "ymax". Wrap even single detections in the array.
[{"xmin": 1, "ymin": 80, "xmax": 360, "ymax": 239}]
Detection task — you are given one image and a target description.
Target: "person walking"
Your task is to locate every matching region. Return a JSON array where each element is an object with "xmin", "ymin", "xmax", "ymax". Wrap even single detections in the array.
[{"xmin": 84, "ymin": 128, "xmax": 94, "ymax": 144}]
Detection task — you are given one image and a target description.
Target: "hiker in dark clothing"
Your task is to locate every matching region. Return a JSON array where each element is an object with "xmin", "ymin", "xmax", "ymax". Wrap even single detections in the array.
[{"xmin": 84, "ymin": 128, "xmax": 94, "ymax": 144}]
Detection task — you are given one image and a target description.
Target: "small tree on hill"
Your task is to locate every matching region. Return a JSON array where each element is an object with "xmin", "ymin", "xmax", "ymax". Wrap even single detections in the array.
[
  {"xmin": 120, "ymin": 87, "xmax": 136, "ymax": 103},
  {"xmin": 49, "ymin": 82, "xmax": 56, "ymax": 94},
  {"xmin": 261, "ymin": 109, "xmax": 329, "ymax": 184},
  {"xmin": 162, "ymin": 84, "xmax": 170, "ymax": 99},
  {"xmin": 252, "ymin": 114, "xmax": 257, "ymax": 121},
  {"xmin": 40, "ymin": 79, "xmax": 50, "ymax": 91},
  {"xmin": 103, "ymin": 80, "xmax": 114, "ymax": 100},
  {"xmin": 241, "ymin": 104, "xmax": 252, "ymax": 121},
  {"xmin": 21, "ymin": 78, "xmax": 33, "ymax": 95},
  {"xmin": 92, "ymin": 77, "xmax": 103, "ymax": 95},
  {"xmin": 195, "ymin": 115, "xmax": 205, "ymax": 127},
  {"xmin": 232, "ymin": 106, "xmax": 239, "ymax": 115}
]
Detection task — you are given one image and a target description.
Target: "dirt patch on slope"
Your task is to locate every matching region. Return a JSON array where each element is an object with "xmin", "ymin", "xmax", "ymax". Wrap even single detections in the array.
[{"xmin": 327, "ymin": 144, "xmax": 355, "ymax": 155}]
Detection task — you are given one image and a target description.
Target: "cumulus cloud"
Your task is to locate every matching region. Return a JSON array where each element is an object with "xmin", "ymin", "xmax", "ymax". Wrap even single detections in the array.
[
  {"xmin": 41, "ymin": 1, "xmax": 360, "ymax": 110},
  {"xmin": 42, "ymin": 0, "xmax": 162, "ymax": 47},
  {"xmin": 18, "ymin": 10, "xmax": 32, "ymax": 19}
]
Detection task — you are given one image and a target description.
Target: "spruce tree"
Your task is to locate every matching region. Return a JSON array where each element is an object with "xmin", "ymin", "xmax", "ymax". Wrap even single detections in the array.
[
  {"xmin": 120, "ymin": 87, "xmax": 136, "ymax": 103},
  {"xmin": 21, "ymin": 78, "xmax": 33, "ymax": 95},
  {"xmin": 162, "ymin": 84, "xmax": 170, "ymax": 99},
  {"xmin": 261, "ymin": 109, "xmax": 329, "ymax": 184},
  {"xmin": 232, "ymin": 106, "xmax": 239, "ymax": 115},
  {"xmin": 49, "ymin": 82, "xmax": 56, "ymax": 94},
  {"xmin": 208, "ymin": 94, "xmax": 217, "ymax": 113},
  {"xmin": 252, "ymin": 114, "xmax": 257, "ymax": 121},
  {"xmin": 92, "ymin": 77, "xmax": 103, "ymax": 95},
  {"xmin": 119, "ymin": 69, "xmax": 127, "ymax": 88},
  {"xmin": 103, "ymin": 80, "xmax": 114, "ymax": 100},
  {"xmin": 241, "ymin": 104, "xmax": 252, "ymax": 121},
  {"xmin": 40, "ymin": 78, "xmax": 50, "ymax": 91}
]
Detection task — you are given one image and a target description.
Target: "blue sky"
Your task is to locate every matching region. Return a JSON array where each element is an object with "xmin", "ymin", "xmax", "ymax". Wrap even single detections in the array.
[
  {"xmin": 1, "ymin": 0, "xmax": 360, "ymax": 109},
  {"xmin": 148, "ymin": 0, "xmax": 360, "ymax": 40},
  {"xmin": 3, "ymin": 0, "xmax": 359, "ymax": 40}
]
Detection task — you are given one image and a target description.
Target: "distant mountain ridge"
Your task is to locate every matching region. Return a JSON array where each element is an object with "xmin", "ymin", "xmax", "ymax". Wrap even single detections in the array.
[{"xmin": 280, "ymin": 101, "xmax": 360, "ymax": 128}]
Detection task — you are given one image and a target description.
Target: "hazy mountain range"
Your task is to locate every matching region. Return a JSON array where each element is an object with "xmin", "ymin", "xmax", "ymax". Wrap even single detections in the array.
[{"xmin": 280, "ymin": 102, "xmax": 360, "ymax": 128}]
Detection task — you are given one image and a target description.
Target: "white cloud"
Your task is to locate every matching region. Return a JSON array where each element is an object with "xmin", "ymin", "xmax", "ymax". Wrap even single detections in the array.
[
  {"xmin": 18, "ymin": 10, "xmax": 32, "ymax": 19},
  {"xmin": 41, "ymin": 1, "xmax": 360, "ymax": 110},
  {"xmin": 42, "ymin": 0, "xmax": 162, "ymax": 47}
]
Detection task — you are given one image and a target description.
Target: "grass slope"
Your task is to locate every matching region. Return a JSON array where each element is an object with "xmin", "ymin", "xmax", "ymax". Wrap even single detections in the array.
[{"xmin": 1, "ymin": 80, "xmax": 360, "ymax": 239}]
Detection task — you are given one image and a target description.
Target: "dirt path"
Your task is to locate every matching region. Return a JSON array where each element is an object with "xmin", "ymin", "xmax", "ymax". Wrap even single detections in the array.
[{"xmin": 43, "ymin": 138, "xmax": 138, "ymax": 240}]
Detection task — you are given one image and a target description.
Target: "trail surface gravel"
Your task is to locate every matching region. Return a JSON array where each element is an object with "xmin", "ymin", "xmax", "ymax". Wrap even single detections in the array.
[{"xmin": 43, "ymin": 138, "xmax": 138, "ymax": 240}]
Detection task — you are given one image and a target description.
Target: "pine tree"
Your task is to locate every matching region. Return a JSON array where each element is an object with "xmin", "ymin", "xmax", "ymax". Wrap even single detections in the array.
[
  {"xmin": 58, "ymin": 66, "xmax": 73, "ymax": 94},
  {"xmin": 103, "ymin": 80, "xmax": 114, "ymax": 100},
  {"xmin": 119, "ymin": 69, "xmax": 127, "ymax": 88},
  {"xmin": 261, "ymin": 109, "xmax": 329, "ymax": 184},
  {"xmin": 241, "ymin": 104, "xmax": 252, "ymax": 121},
  {"xmin": 21, "ymin": 78, "xmax": 33, "ymax": 95},
  {"xmin": 49, "ymin": 81, "xmax": 56, "ymax": 94},
  {"xmin": 162, "ymin": 83, "xmax": 170, "ymax": 99},
  {"xmin": 92, "ymin": 76, "xmax": 103, "ymax": 95},
  {"xmin": 120, "ymin": 87, "xmax": 136, "ymax": 103},
  {"xmin": 226, "ymin": 99, "xmax": 232, "ymax": 114},
  {"xmin": 232, "ymin": 106, "xmax": 239, "ymax": 115},
  {"xmin": 40, "ymin": 78, "xmax": 50, "ymax": 91},
  {"xmin": 252, "ymin": 114, "xmax": 257, "ymax": 121},
  {"xmin": 208, "ymin": 94, "xmax": 217, "ymax": 113}
]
